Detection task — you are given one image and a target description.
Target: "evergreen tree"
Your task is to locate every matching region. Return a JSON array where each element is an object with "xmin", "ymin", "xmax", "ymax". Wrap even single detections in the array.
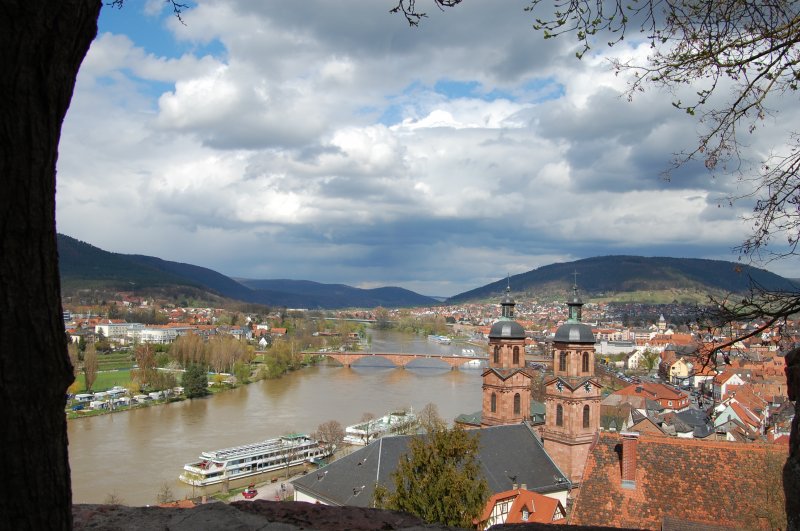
[
  {"xmin": 374, "ymin": 425, "xmax": 488, "ymax": 528},
  {"xmin": 182, "ymin": 364, "xmax": 209, "ymax": 398}
]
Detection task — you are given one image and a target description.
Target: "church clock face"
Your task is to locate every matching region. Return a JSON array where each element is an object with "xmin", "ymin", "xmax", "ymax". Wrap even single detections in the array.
[
  {"xmin": 584, "ymin": 381, "xmax": 592, "ymax": 393},
  {"xmin": 556, "ymin": 380, "xmax": 564, "ymax": 392}
]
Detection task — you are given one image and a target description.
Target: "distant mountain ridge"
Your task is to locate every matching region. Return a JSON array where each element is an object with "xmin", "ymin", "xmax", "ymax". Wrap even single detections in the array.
[
  {"xmin": 447, "ymin": 255, "xmax": 798, "ymax": 304},
  {"xmin": 57, "ymin": 234, "xmax": 438, "ymax": 309},
  {"xmin": 59, "ymin": 235, "xmax": 798, "ymax": 309}
]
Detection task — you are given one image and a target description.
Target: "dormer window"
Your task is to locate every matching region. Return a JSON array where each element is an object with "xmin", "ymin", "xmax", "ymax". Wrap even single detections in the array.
[{"xmin": 522, "ymin": 508, "xmax": 529, "ymax": 521}]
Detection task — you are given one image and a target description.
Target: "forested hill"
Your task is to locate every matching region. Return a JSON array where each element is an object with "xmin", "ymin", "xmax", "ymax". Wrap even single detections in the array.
[
  {"xmin": 447, "ymin": 256, "xmax": 798, "ymax": 304},
  {"xmin": 57, "ymin": 234, "xmax": 438, "ymax": 309}
]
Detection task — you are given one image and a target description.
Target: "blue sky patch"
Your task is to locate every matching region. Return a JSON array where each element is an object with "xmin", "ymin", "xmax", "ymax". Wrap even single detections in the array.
[{"xmin": 99, "ymin": 2, "xmax": 225, "ymax": 60}]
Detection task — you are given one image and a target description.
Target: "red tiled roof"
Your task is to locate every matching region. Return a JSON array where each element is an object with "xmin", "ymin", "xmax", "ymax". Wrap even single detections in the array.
[
  {"xmin": 615, "ymin": 382, "xmax": 687, "ymax": 401},
  {"xmin": 728, "ymin": 401, "xmax": 760, "ymax": 429},
  {"xmin": 478, "ymin": 488, "xmax": 564, "ymax": 526},
  {"xmin": 570, "ymin": 433, "xmax": 788, "ymax": 529},
  {"xmin": 157, "ymin": 499, "xmax": 196, "ymax": 509}
]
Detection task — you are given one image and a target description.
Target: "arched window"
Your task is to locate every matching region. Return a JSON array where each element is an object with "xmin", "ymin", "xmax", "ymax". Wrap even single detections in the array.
[
  {"xmin": 582, "ymin": 352, "xmax": 590, "ymax": 372},
  {"xmin": 559, "ymin": 351, "xmax": 567, "ymax": 371},
  {"xmin": 583, "ymin": 405, "xmax": 590, "ymax": 428},
  {"xmin": 556, "ymin": 404, "xmax": 563, "ymax": 426},
  {"xmin": 514, "ymin": 393, "xmax": 521, "ymax": 414},
  {"xmin": 513, "ymin": 346, "xmax": 519, "ymax": 365},
  {"xmin": 491, "ymin": 392, "xmax": 497, "ymax": 413},
  {"xmin": 493, "ymin": 346, "xmax": 500, "ymax": 364}
]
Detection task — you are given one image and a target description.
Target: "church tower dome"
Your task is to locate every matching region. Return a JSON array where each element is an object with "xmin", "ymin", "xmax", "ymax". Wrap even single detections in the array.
[
  {"xmin": 542, "ymin": 278, "xmax": 601, "ymax": 484},
  {"xmin": 489, "ymin": 284, "xmax": 525, "ymax": 340},
  {"xmin": 482, "ymin": 282, "xmax": 532, "ymax": 427}
]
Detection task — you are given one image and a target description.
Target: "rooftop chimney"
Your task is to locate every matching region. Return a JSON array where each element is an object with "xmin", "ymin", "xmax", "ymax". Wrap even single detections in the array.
[{"xmin": 620, "ymin": 431, "xmax": 639, "ymax": 490}]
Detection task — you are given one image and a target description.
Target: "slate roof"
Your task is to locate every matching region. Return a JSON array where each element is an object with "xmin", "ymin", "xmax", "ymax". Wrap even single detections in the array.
[
  {"xmin": 454, "ymin": 401, "xmax": 546, "ymax": 427},
  {"xmin": 292, "ymin": 423, "xmax": 570, "ymax": 508},
  {"xmin": 489, "ymin": 319, "xmax": 526, "ymax": 339},
  {"xmin": 570, "ymin": 433, "xmax": 789, "ymax": 529},
  {"xmin": 553, "ymin": 322, "xmax": 594, "ymax": 343}
]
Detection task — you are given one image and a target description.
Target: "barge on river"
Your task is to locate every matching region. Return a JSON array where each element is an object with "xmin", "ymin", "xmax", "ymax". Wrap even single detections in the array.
[{"xmin": 179, "ymin": 434, "xmax": 330, "ymax": 487}]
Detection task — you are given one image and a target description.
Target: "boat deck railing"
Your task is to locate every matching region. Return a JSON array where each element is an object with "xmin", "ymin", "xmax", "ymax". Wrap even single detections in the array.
[{"xmin": 206, "ymin": 437, "xmax": 313, "ymax": 461}]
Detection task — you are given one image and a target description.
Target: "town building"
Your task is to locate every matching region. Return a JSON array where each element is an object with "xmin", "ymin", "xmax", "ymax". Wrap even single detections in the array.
[
  {"xmin": 476, "ymin": 487, "xmax": 566, "ymax": 529},
  {"xmin": 541, "ymin": 283, "xmax": 601, "ymax": 483},
  {"xmin": 291, "ymin": 424, "xmax": 570, "ymax": 508},
  {"xmin": 481, "ymin": 286, "xmax": 534, "ymax": 427},
  {"xmin": 570, "ymin": 432, "xmax": 788, "ymax": 529}
]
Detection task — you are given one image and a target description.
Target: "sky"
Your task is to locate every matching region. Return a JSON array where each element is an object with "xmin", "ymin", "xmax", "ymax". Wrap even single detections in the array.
[{"xmin": 55, "ymin": 0, "xmax": 800, "ymax": 297}]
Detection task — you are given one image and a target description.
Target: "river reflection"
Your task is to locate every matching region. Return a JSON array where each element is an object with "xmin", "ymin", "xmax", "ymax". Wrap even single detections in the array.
[{"xmin": 68, "ymin": 329, "xmax": 486, "ymax": 506}]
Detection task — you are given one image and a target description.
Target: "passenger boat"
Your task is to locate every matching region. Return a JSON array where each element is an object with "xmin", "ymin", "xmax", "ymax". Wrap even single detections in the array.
[
  {"xmin": 179, "ymin": 434, "xmax": 331, "ymax": 487},
  {"xmin": 343, "ymin": 409, "xmax": 417, "ymax": 446},
  {"xmin": 427, "ymin": 334, "xmax": 451, "ymax": 345}
]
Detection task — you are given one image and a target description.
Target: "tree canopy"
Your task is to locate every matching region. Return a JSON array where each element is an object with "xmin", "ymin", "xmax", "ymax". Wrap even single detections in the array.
[
  {"xmin": 374, "ymin": 424, "xmax": 488, "ymax": 528},
  {"xmin": 182, "ymin": 364, "xmax": 209, "ymax": 398}
]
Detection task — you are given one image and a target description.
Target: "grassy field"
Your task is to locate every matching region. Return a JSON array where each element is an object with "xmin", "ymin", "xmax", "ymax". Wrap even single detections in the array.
[
  {"xmin": 97, "ymin": 351, "xmax": 136, "ymax": 371},
  {"xmin": 74, "ymin": 369, "xmax": 132, "ymax": 393}
]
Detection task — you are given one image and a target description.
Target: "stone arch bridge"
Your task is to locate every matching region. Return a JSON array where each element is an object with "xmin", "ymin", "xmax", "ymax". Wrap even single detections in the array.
[{"xmin": 304, "ymin": 351, "xmax": 488, "ymax": 370}]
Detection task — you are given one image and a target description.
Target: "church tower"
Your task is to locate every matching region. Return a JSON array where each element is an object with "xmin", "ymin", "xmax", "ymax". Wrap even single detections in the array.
[
  {"xmin": 481, "ymin": 284, "xmax": 532, "ymax": 427},
  {"xmin": 541, "ymin": 282, "xmax": 601, "ymax": 483}
]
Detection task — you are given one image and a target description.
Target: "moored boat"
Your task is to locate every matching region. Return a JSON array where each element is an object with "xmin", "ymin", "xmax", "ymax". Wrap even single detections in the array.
[
  {"xmin": 343, "ymin": 409, "xmax": 417, "ymax": 446},
  {"xmin": 179, "ymin": 434, "xmax": 330, "ymax": 487},
  {"xmin": 427, "ymin": 334, "xmax": 451, "ymax": 345}
]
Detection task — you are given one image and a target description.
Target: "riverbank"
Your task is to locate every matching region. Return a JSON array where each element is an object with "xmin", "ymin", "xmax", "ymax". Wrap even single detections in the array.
[
  {"xmin": 66, "ymin": 356, "xmax": 327, "ymax": 420},
  {"xmin": 69, "ymin": 328, "xmax": 485, "ymax": 505}
]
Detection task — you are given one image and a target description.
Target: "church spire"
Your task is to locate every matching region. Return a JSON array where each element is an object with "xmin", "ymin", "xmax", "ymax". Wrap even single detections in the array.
[
  {"xmin": 500, "ymin": 276, "xmax": 515, "ymax": 320},
  {"xmin": 566, "ymin": 271, "xmax": 583, "ymax": 323}
]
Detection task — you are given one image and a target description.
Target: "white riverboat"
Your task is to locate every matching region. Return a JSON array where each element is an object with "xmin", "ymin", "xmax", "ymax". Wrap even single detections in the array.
[
  {"xmin": 427, "ymin": 334, "xmax": 451, "ymax": 345},
  {"xmin": 343, "ymin": 409, "xmax": 417, "ymax": 446},
  {"xmin": 179, "ymin": 434, "xmax": 330, "ymax": 487}
]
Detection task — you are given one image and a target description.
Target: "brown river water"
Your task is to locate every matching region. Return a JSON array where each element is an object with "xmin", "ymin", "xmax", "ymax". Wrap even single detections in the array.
[{"xmin": 68, "ymin": 330, "xmax": 485, "ymax": 506}]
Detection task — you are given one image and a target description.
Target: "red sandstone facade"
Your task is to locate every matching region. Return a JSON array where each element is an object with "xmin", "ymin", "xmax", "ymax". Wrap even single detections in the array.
[
  {"xmin": 541, "ymin": 289, "xmax": 601, "ymax": 483},
  {"xmin": 481, "ymin": 288, "xmax": 533, "ymax": 427}
]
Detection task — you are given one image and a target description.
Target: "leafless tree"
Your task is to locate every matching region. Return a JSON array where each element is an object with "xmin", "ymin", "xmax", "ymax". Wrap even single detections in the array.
[
  {"xmin": 82, "ymin": 343, "xmax": 98, "ymax": 392},
  {"xmin": 417, "ymin": 402, "xmax": 445, "ymax": 432},
  {"xmin": 314, "ymin": 420, "xmax": 345, "ymax": 455},
  {"xmin": 104, "ymin": 491, "xmax": 125, "ymax": 506},
  {"xmin": 360, "ymin": 412, "xmax": 379, "ymax": 444},
  {"xmin": 156, "ymin": 482, "xmax": 174, "ymax": 505}
]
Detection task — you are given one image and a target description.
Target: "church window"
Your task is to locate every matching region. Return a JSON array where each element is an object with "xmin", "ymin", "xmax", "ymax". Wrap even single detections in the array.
[
  {"xmin": 559, "ymin": 351, "xmax": 566, "ymax": 371},
  {"xmin": 583, "ymin": 405, "xmax": 590, "ymax": 428},
  {"xmin": 556, "ymin": 404, "xmax": 563, "ymax": 426},
  {"xmin": 493, "ymin": 346, "xmax": 500, "ymax": 364},
  {"xmin": 514, "ymin": 393, "xmax": 520, "ymax": 414},
  {"xmin": 582, "ymin": 352, "xmax": 590, "ymax": 372},
  {"xmin": 491, "ymin": 392, "xmax": 497, "ymax": 413},
  {"xmin": 513, "ymin": 346, "xmax": 519, "ymax": 364}
]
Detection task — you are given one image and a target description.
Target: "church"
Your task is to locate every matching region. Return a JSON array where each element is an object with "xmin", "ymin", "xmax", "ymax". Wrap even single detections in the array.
[{"xmin": 292, "ymin": 282, "xmax": 599, "ymax": 508}]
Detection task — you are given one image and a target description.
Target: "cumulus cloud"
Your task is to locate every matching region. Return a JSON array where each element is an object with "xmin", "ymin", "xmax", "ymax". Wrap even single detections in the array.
[{"xmin": 54, "ymin": 0, "xmax": 799, "ymax": 296}]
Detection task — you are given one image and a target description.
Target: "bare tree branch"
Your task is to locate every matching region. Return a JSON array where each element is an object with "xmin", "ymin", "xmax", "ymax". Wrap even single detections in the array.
[
  {"xmin": 108, "ymin": 0, "xmax": 189, "ymax": 25},
  {"xmin": 390, "ymin": 0, "xmax": 464, "ymax": 27}
]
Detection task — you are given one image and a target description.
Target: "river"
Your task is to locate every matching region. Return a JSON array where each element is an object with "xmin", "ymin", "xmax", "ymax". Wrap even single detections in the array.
[{"xmin": 68, "ymin": 330, "xmax": 485, "ymax": 506}]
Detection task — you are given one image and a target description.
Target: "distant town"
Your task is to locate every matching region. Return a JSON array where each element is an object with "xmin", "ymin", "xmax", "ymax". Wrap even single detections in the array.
[{"xmin": 62, "ymin": 285, "xmax": 794, "ymax": 527}]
